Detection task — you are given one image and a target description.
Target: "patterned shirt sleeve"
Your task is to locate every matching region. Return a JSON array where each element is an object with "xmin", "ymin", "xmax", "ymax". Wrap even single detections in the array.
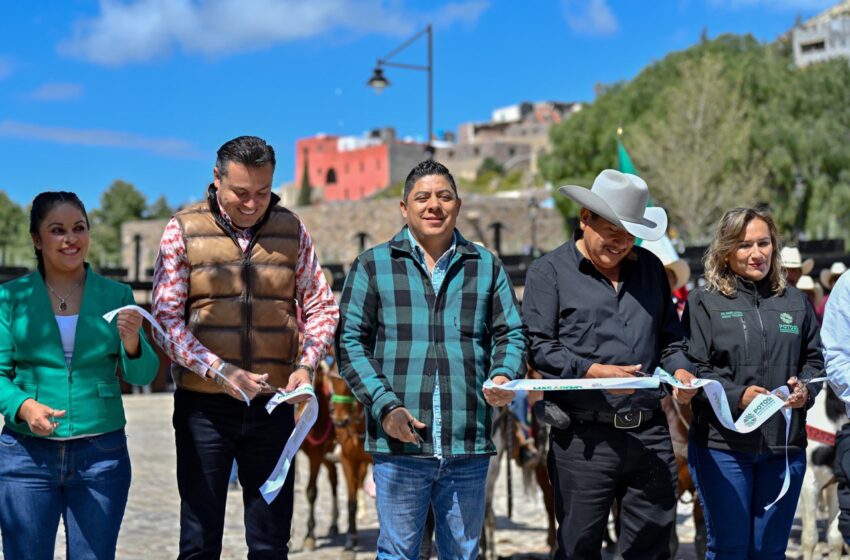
[
  {"xmin": 294, "ymin": 220, "xmax": 340, "ymax": 370},
  {"xmin": 151, "ymin": 217, "xmax": 220, "ymax": 377}
]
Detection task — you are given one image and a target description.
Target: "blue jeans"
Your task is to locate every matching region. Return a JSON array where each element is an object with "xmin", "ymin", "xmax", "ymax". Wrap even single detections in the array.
[
  {"xmin": 688, "ymin": 442, "xmax": 806, "ymax": 560},
  {"xmin": 373, "ymin": 454, "xmax": 490, "ymax": 560},
  {"xmin": 0, "ymin": 427, "xmax": 131, "ymax": 560}
]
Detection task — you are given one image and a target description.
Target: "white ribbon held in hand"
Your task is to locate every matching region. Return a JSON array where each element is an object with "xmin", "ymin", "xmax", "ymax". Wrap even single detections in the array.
[{"xmin": 102, "ymin": 304, "xmax": 318, "ymax": 504}]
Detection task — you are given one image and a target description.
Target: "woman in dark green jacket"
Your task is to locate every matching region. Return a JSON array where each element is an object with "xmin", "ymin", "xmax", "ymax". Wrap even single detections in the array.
[
  {"xmin": 0, "ymin": 191, "xmax": 159, "ymax": 559},
  {"xmin": 685, "ymin": 207, "xmax": 823, "ymax": 560}
]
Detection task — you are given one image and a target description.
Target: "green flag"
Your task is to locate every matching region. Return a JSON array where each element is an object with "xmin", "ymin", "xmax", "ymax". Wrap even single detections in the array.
[{"xmin": 616, "ymin": 136, "xmax": 650, "ymax": 245}]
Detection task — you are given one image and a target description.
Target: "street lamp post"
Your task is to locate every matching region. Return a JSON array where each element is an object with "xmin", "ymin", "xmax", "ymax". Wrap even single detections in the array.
[
  {"xmin": 528, "ymin": 195, "xmax": 540, "ymax": 258},
  {"xmin": 367, "ymin": 24, "xmax": 433, "ymax": 152}
]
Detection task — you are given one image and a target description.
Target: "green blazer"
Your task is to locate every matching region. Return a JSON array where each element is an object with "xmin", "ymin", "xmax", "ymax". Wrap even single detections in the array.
[{"xmin": 0, "ymin": 266, "xmax": 159, "ymax": 437}]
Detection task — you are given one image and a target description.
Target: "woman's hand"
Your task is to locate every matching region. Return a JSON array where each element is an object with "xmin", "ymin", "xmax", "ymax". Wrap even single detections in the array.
[
  {"xmin": 785, "ymin": 377, "xmax": 809, "ymax": 409},
  {"xmin": 16, "ymin": 399, "xmax": 65, "ymax": 436},
  {"xmin": 739, "ymin": 385, "xmax": 770, "ymax": 410},
  {"xmin": 117, "ymin": 308, "xmax": 143, "ymax": 357}
]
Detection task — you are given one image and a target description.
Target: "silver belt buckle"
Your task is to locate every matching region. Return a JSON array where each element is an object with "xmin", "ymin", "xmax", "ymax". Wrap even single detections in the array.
[{"xmin": 613, "ymin": 410, "xmax": 642, "ymax": 429}]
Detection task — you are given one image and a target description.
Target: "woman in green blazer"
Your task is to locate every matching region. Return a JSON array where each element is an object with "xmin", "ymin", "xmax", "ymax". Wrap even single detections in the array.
[{"xmin": 0, "ymin": 191, "xmax": 159, "ymax": 560}]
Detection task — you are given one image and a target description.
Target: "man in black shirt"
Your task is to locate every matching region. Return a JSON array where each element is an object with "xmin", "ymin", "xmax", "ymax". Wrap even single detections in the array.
[{"xmin": 523, "ymin": 169, "xmax": 697, "ymax": 559}]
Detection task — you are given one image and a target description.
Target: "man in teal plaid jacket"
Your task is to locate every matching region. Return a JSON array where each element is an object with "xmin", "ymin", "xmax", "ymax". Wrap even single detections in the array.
[{"xmin": 337, "ymin": 160, "xmax": 526, "ymax": 559}]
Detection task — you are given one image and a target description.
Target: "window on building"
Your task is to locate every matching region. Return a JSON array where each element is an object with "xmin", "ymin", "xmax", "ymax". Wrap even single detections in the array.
[
  {"xmin": 447, "ymin": 150, "xmax": 455, "ymax": 158},
  {"xmin": 344, "ymin": 163, "xmax": 349, "ymax": 173},
  {"xmin": 360, "ymin": 161, "xmax": 365, "ymax": 172},
  {"xmin": 474, "ymin": 147, "xmax": 480, "ymax": 157},
  {"xmin": 326, "ymin": 168, "xmax": 337, "ymax": 185},
  {"xmin": 801, "ymin": 41, "xmax": 826, "ymax": 53},
  {"xmin": 344, "ymin": 188, "xmax": 349, "ymax": 200},
  {"xmin": 508, "ymin": 147, "xmax": 516, "ymax": 157},
  {"xmin": 376, "ymin": 159, "xmax": 381, "ymax": 169}
]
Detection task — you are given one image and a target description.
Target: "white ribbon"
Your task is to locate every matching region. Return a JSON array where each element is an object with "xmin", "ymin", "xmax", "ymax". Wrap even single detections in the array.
[
  {"xmin": 102, "ymin": 305, "xmax": 318, "ymax": 504},
  {"xmin": 485, "ymin": 368, "xmax": 798, "ymax": 510}
]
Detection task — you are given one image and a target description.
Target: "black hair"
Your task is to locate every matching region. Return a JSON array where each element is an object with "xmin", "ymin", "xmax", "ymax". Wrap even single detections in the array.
[
  {"xmin": 215, "ymin": 136, "xmax": 276, "ymax": 176},
  {"xmin": 402, "ymin": 160, "xmax": 458, "ymax": 202},
  {"xmin": 30, "ymin": 191, "xmax": 89, "ymax": 275}
]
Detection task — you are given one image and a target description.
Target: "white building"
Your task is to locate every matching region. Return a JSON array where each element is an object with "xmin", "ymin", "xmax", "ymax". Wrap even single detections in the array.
[{"xmin": 793, "ymin": 0, "xmax": 850, "ymax": 67}]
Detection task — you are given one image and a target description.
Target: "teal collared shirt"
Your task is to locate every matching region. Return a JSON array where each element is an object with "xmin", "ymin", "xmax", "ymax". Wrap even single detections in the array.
[{"xmin": 407, "ymin": 229, "xmax": 456, "ymax": 458}]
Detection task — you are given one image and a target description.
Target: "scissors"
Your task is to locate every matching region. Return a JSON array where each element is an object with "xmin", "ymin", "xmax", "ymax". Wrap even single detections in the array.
[{"xmin": 408, "ymin": 421, "xmax": 425, "ymax": 449}]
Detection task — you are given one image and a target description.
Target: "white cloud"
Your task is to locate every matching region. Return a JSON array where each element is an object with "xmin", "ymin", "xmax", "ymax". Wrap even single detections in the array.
[
  {"xmin": 562, "ymin": 0, "xmax": 619, "ymax": 37},
  {"xmin": 0, "ymin": 120, "xmax": 203, "ymax": 158},
  {"xmin": 59, "ymin": 0, "xmax": 490, "ymax": 66},
  {"xmin": 28, "ymin": 82, "xmax": 84, "ymax": 102},
  {"xmin": 707, "ymin": 0, "xmax": 835, "ymax": 10}
]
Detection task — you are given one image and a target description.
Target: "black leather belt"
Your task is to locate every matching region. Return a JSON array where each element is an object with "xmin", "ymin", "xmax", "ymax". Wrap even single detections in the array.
[{"xmin": 570, "ymin": 408, "xmax": 658, "ymax": 430}]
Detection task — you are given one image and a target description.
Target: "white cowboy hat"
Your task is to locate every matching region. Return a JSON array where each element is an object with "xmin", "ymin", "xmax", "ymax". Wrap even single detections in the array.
[
  {"xmin": 641, "ymin": 235, "xmax": 691, "ymax": 291},
  {"xmin": 559, "ymin": 169, "xmax": 667, "ymax": 241},
  {"xmin": 796, "ymin": 275, "xmax": 823, "ymax": 307},
  {"xmin": 820, "ymin": 261, "xmax": 848, "ymax": 289},
  {"xmin": 780, "ymin": 247, "xmax": 814, "ymax": 275}
]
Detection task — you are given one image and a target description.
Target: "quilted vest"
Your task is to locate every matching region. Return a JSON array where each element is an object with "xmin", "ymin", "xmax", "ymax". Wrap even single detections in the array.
[{"xmin": 171, "ymin": 188, "xmax": 300, "ymax": 394}]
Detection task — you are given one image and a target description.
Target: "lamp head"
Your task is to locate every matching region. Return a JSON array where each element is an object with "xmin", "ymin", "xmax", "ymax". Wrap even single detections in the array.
[{"xmin": 367, "ymin": 66, "xmax": 390, "ymax": 92}]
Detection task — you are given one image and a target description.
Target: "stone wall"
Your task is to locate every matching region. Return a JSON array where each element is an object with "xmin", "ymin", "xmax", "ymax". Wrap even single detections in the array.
[{"xmin": 121, "ymin": 194, "xmax": 567, "ymax": 280}]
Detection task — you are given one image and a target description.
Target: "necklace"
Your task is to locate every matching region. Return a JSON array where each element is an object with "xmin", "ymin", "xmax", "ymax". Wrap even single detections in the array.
[{"xmin": 45, "ymin": 276, "xmax": 84, "ymax": 312}]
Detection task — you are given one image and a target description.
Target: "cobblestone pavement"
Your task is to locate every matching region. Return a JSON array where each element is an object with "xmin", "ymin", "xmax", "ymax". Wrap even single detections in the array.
[{"xmin": 0, "ymin": 394, "xmax": 839, "ymax": 559}]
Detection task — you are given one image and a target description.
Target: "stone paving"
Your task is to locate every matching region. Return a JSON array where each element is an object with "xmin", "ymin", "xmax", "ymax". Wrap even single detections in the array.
[{"xmin": 0, "ymin": 394, "xmax": 839, "ymax": 559}]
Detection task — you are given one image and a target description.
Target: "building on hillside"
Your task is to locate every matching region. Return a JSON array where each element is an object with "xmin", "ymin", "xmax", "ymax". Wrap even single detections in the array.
[
  {"xmin": 433, "ymin": 100, "xmax": 581, "ymax": 181},
  {"xmin": 792, "ymin": 0, "xmax": 850, "ymax": 67},
  {"xmin": 288, "ymin": 127, "xmax": 429, "ymax": 203}
]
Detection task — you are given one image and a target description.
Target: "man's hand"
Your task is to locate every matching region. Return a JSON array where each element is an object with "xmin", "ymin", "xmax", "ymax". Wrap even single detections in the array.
[
  {"xmin": 17, "ymin": 399, "xmax": 65, "ymax": 436},
  {"xmin": 382, "ymin": 407, "xmax": 425, "ymax": 445},
  {"xmin": 785, "ymin": 376, "xmax": 809, "ymax": 409},
  {"xmin": 672, "ymin": 369, "xmax": 698, "ymax": 405},
  {"xmin": 739, "ymin": 385, "xmax": 770, "ymax": 410},
  {"xmin": 483, "ymin": 375, "xmax": 514, "ymax": 407},
  {"xmin": 283, "ymin": 368, "xmax": 314, "ymax": 404},
  {"xmin": 585, "ymin": 363, "xmax": 641, "ymax": 395},
  {"xmin": 214, "ymin": 362, "xmax": 268, "ymax": 401}
]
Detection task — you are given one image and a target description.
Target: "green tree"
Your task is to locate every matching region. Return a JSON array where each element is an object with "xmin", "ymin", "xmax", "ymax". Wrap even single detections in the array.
[
  {"xmin": 630, "ymin": 54, "xmax": 766, "ymax": 242},
  {"xmin": 0, "ymin": 191, "xmax": 30, "ymax": 266},
  {"xmin": 477, "ymin": 157, "xmax": 504, "ymax": 179},
  {"xmin": 298, "ymin": 155, "xmax": 312, "ymax": 207},
  {"xmin": 89, "ymin": 180, "xmax": 148, "ymax": 266},
  {"xmin": 147, "ymin": 195, "xmax": 173, "ymax": 219}
]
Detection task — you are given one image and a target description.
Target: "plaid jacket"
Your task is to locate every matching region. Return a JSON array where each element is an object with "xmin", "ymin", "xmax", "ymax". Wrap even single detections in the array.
[{"xmin": 337, "ymin": 227, "xmax": 526, "ymax": 457}]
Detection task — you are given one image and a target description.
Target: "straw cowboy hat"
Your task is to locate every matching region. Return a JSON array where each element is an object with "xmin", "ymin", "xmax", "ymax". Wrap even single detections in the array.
[
  {"xmin": 820, "ymin": 261, "xmax": 848, "ymax": 289},
  {"xmin": 780, "ymin": 247, "xmax": 814, "ymax": 275},
  {"xmin": 559, "ymin": 170, "xmax": 667, "ymax": 242},
  {"xmin": 641, "ymin": 235, "xmax": 691, "ymax": 291},
  {"xmin": 796, "ymin": 275, "xmax": 823, "ymax": 307}
]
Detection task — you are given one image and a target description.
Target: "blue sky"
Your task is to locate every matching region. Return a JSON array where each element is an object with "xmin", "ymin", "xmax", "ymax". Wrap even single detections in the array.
[{"xmin": 0, "ymin": 0, "xmax": 836, "ymax": 210}]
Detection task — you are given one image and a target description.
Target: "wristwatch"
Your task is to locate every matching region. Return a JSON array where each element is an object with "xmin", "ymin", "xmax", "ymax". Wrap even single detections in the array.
[{"xmin": 295, "ymin": 363, "xmax": 315, "ymax": 381}]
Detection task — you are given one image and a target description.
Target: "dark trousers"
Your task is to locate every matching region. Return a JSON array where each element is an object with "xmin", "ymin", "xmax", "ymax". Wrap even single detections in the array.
[
  {"xmin": 548, "ymin": 413, "xmax": 677, "ymax": 560},
  {"xmin": 836, "ymin": 423, "xmax": 850, "ymax": 546},
  {"xmin": 173, "ymin": 389, "xmax": 296, "ymax": 559}
]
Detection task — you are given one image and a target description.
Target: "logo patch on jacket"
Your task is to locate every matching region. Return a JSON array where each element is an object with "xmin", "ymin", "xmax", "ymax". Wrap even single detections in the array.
[
  {"xmin": 720, "ymin": 311, "xmax": 744, "ymax": 319},
  {"xmin": 779, "ymin": 313, "xmax": 799, "ymax": 334}
]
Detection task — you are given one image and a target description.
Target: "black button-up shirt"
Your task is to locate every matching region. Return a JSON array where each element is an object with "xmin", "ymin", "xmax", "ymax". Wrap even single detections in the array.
[{"xmin": 522, "ymin": 234, "xmax": 692, "ymax": 413}]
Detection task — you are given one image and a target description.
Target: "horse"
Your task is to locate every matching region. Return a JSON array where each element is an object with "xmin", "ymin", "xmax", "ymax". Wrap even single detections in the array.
[
  {"xmin": 800, "ymin": 384, "xmax": 847, "ymax": 560},
  {"xmin": 328, "ymin": 372, "xmax": 373, "ymax": 552},
  {"xmin": 662, "ymin": 395, "xmax": 707, "ymax": 560},
  {"xmin": 296, "ymin": 362, "xmax": 340, "ymax": 551},
  {"xmin": 481, "ymin": 385, "xmax": 556, "ymax": 560}
]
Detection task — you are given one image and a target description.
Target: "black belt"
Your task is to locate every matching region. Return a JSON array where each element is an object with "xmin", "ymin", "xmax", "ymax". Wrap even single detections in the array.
[{"xmin": 570, "ymin": 408, "xmax": 658, "ymax": 430}]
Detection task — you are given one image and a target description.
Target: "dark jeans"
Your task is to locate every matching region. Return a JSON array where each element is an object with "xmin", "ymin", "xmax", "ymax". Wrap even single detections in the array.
[
  {"xmin": 548, "ymin": 413, "xmax": 677, "ymax": 560},
  {"xmin": 835, "ymin": 424, "xmax": 850, "ymax": 546},
  {"xmin": 0, "ymin": 427, "xmax": 131, "ymax": 560},
  {"xmin": 688, "ymin": 442, "xmax": 806, "ymax": 560},
  {"xmin": 173, "ymin": 389, "xmax": 296, "ymax": 560}
]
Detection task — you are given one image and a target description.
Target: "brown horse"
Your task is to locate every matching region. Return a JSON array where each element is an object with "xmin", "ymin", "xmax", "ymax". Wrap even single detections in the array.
[
  {"xmin": 329, "ymin": 373, "xmax": 372, "ymax": 552},
  {"xmin": 662, "ymin": 395, "xmax": 706, "ymax": 560},
  {"xmin": 296, "ymin": 363, "xmax": 340, "ymax": 551}
]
